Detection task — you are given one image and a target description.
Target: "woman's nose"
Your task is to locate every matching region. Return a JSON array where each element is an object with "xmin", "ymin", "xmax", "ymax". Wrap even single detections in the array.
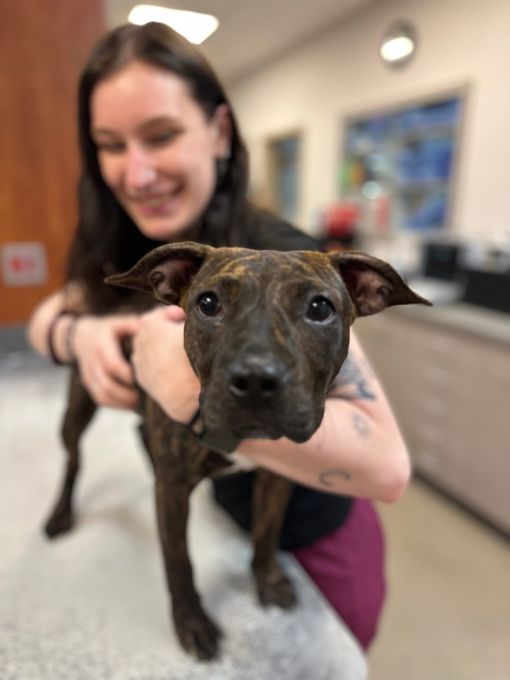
[{"xmin": 123, "ymin": 147, "xmax": 157, "ymax": 192}]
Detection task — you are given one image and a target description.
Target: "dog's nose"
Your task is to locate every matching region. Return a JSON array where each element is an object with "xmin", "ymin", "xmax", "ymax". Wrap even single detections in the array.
[{"xmin": 227, "ymin": 356, "xmax": 285, "ymax": 401}]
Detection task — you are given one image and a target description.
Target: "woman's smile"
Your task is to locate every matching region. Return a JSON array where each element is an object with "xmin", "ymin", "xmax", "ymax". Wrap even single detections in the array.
[{"xmin": 128, "ymin": 186, "xmax": 183, "ymax": 217}]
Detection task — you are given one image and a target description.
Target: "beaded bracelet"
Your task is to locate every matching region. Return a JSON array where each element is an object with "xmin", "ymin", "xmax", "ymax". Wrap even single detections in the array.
[
  {"xmin": 65, "ymin": 316, "xmax": 80, "ymax": 364},
  {"xmin": 47, "ymin": 310, "xmax": 78, "ymax": 365}
]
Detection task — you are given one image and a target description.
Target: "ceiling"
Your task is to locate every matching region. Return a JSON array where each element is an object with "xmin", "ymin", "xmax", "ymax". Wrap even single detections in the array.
[{"xmin": 106, "ymin": 0, "xmax": 373, "ymax": 82}]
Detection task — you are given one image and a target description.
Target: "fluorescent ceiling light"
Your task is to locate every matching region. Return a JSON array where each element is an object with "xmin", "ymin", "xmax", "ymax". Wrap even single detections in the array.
[
  {"xmin": 380, "ymin": 36, "xmax": 414, "ymax": 62},
  {"xmin": 128, "ymin": 5, "xmax": 219, "ymax": 44}
]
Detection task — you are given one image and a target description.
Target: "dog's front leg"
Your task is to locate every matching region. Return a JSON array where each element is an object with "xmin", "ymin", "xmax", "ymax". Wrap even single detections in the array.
[
  {"xmin": 154, "ymin": 474, "xmax": 221, "ymax": 660},
  {"xmin": 251, "ymin": 470, "xmax": 297, "ymax": 609},
  {"xmin": 45, "ymin": 369, "xmax": 97, "ymax": 538},
  {"xmin": 147, "ymin": 408, "xmax": 222, "ymax": 661}
]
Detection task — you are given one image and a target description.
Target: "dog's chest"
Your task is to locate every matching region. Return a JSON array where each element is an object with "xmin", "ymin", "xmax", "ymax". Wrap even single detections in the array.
[{"xmin": 216, "ymin": 451, "xmax": 257, "ymax": 476}]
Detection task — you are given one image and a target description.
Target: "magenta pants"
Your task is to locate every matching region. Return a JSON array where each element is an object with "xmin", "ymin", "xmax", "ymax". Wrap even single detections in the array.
[{"xmin": 291, "ymin": 499, "xmax": 386, "ymax": 650}]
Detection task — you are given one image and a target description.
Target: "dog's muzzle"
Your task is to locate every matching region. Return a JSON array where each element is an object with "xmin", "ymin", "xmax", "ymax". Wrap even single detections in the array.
[{"xmin": 200, "ymin": 353, "xmax": 320, "ymax": 443}]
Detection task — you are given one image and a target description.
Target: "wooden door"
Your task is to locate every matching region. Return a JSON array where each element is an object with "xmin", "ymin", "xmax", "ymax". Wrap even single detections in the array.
[{"xmin": 0, "ymin": 0, "xmax": 105, "ymax": 324}]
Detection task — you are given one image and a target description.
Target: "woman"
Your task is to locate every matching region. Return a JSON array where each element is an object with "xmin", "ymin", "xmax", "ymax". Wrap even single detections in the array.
[{"xmin": 28, "ymin": 22, "xmax": 410, "ymax": 650}]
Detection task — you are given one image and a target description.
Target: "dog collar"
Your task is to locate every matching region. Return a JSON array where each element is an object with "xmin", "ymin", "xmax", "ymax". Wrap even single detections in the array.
[{"xmin": 188, "ymin": 410, "xmax": 240, "ymax": 455}]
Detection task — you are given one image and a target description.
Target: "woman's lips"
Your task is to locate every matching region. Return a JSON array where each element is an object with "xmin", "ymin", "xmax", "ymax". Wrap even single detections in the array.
[{"xmin": 130, "ymin": 189, "xmax": 181, "ymax": 216}]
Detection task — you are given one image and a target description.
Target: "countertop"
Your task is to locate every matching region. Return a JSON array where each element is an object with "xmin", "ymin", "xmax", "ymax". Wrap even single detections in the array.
[{"xmin": 391, "ymin": 301, "xmax": 510, "ymax": 345}]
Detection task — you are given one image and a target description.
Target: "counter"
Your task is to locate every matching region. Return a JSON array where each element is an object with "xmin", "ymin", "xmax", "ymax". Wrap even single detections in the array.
[{"xmin": 356, "ymin": 302, "xmax": 510, "ymax": 535}]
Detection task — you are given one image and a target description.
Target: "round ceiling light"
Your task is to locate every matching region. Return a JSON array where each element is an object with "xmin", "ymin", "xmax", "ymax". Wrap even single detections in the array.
[{"xmin": 380, "ymin": 21, "xmax": 417, "ymax": 68}]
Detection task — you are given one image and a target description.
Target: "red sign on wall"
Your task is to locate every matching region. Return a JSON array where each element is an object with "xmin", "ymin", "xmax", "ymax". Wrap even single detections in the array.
[{"xmin": 1, "ymin": 242, "xmax": 48, "ymax": 287}]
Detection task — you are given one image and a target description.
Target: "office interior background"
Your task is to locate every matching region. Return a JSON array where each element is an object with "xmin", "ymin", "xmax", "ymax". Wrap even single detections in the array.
[{"xmin": 1, "ymin": 1, "xmax": 509, "ymax": 679}]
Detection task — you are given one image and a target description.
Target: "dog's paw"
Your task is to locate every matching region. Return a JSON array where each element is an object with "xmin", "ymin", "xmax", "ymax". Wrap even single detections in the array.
[
  {"xmin": 173, "ymin": 604, "xmax": 223, "ymax": 661},
  {"xmin": 44, "ymin": 510, "xmax": 74, "ymax": 538},
  {"xmin": 255, "ymin": 566, "xmax": 297, "ymax": 609}
]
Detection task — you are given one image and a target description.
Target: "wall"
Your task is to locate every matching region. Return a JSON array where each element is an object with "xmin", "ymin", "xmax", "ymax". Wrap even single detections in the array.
[
  {"xmin": 0, "ymin": 0, "xmax": 105, "ymax": 324},
  {"xmin": 229, "ymin": 0, "xmax": 510, "ymax": 244}
]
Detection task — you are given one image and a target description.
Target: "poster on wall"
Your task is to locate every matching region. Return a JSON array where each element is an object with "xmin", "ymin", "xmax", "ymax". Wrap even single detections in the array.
[{"xmin": 339, "ymin": 94, "xmax": 464, "ymax": 237}]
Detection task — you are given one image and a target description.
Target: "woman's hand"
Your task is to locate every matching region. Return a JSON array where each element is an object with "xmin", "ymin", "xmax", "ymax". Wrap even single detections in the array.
[
  {"xmin": 131, "ymin": 306, "xmax": 201, "ymax": 423},
  {"xmin": 72, "ymin": 314, "xmax": 141, "ymax": 409}
]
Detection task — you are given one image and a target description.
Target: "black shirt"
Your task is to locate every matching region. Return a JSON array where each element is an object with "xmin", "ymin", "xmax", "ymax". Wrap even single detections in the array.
[{"xmin": 212, "ymin": 207, "xmax": 353, "ymax": 550}]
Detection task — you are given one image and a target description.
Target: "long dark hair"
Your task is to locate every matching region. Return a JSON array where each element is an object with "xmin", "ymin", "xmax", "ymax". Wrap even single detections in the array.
[{"xmin": 67, "ymin": 22, "xmax": 250, "ymax": 310}]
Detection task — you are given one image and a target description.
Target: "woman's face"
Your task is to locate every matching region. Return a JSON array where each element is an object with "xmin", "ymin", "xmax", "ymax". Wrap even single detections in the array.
[{"xmin": 90, "ymin": 61, "xmax": 231, "ymax": 241}]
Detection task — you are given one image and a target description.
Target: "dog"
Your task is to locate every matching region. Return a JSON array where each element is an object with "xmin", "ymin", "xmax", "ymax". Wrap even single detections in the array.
[{"xmin": 44, "ymin": 242, "xmax": 430, "ymax": 660}]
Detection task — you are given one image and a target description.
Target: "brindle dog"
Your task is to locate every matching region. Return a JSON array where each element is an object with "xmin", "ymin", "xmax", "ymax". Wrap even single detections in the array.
[{"xmin": 44, "ymin": 242, "xmax": 430, "ymax": 660}]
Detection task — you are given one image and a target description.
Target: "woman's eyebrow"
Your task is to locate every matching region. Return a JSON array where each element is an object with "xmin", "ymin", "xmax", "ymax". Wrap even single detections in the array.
[
  {"xmin": 138, "ymin": 115, "xmax": 181, "ymax": 132},
  {"xmin": 92, "ymin": 116, "xmax": 180, "ymax": 138},
  {"xmin": 91, "ymin": 128, "xmax": 117, "ymax": 139}
]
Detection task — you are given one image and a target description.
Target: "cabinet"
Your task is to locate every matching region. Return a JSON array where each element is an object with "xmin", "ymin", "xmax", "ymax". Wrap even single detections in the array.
[{"xmin": 355, "ymin": 306, "xmax": 510, "ymax": 534}]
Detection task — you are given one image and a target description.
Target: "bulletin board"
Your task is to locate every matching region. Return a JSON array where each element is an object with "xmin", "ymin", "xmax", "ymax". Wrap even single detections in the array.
[{"xmin": 340, "ymin": 91, "xmax": 465, "ymax": 236}]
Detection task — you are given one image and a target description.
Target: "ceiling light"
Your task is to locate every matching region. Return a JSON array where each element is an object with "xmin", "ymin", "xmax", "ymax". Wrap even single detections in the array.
[
  {"xmin": 128, "ymin": 5, "xmax": 219, "ymax": 44},
  {"xmin": 380, "ymin": 21, "xmax": 417, "ymax": 67}
]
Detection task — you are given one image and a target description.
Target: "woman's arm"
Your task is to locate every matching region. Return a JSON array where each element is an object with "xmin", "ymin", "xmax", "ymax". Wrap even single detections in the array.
[
  {"xmin": 27, "ymin": 284, "xmax": 84, "ymax": 359},
  {"xmin": 27, "ymin": 285, "xmax": 141, "ymax": 409},
  {"xmin": 131, "ymin": 305, "xmax": 201, "ymax": 418},
  {"xmin": 238, "ymin": 333, "xmax": 411, "ymax": 502},
  {"xmin": 132, "ymin": 307, "xmax": 411, "ymax": 503}
]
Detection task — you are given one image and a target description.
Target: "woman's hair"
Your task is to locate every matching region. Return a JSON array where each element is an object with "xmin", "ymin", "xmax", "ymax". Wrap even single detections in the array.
[{"xmin": 67, "ymin": 22, "xmax": 250, "ymax": 310}]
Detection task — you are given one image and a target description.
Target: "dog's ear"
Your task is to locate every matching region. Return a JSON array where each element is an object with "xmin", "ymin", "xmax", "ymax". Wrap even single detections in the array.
[
  {"xmin": 329, "ymin": 251, "xmax": 432, "ymax": 317},
  {"xmin": 105, "ymin": 242, "xmax": 212, "ymax": 305}
]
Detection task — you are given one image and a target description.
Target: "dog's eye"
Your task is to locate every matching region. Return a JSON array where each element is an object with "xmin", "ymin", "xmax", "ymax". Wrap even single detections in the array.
[
  {"xmin": 197, "ymin": 292, "xmax": 222, "ymax": 317},
  {"xmin": 307, "ymin": 296, "xmax": 335, "ymax": 322}
]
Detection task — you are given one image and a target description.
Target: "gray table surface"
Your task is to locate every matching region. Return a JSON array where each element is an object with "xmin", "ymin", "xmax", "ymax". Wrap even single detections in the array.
[{"xmin": 0, "ymin": 353, "xmax": 367, "ymax": 680}]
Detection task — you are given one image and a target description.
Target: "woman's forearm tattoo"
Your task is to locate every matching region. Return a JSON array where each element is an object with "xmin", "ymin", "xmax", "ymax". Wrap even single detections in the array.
[
  {"xmin": 319, "ymin": 468, "xmax": 352, "ymax": 488},
  {"xmin": 320, "ymin": 355, "xmax": 375, "ymax": 487},
  {"xmin": 352, "ymin": 412, "xmax": 371, "ymax": 439},
  {"xmin": 329, "ymin": 355, "xmax": 375, "ymax": 401}
]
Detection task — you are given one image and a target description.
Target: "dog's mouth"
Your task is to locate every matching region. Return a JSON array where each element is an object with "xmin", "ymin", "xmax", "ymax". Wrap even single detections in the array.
[
  {"xmin": 203, "ymin": 403, "xmax": 320, "ymax": 444},
  {"xmin": 199, "ymin": 368, "xmax": 325, "ymax": 445},
  {"xmin": 230, "ymin": 423, "xmax": 283, "ymax": 441}
]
